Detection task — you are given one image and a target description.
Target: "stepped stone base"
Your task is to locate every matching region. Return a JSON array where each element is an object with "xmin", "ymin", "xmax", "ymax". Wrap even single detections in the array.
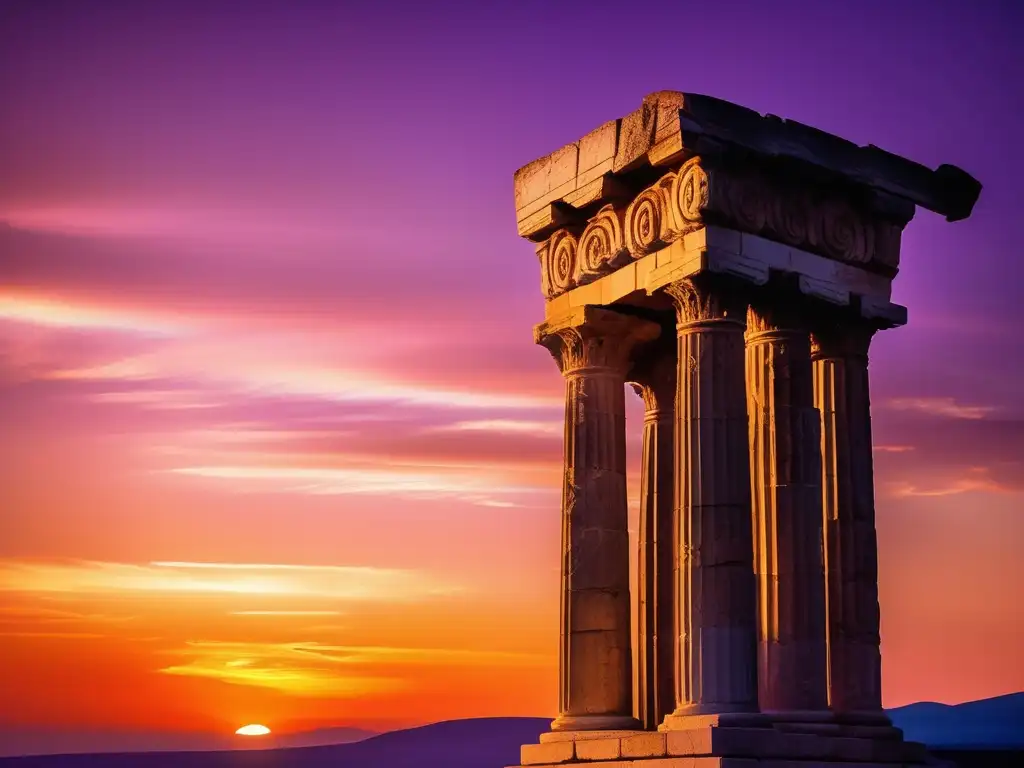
[{"xmin": 510, "ymin": 722, "xmax": 940, "ymax": 768}]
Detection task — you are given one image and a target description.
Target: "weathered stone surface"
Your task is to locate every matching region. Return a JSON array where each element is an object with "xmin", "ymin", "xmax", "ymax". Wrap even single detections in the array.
[
  {"xmin": 540, "ymin": 730, "xmax": 646, "ymax": 743},
  {"xmin": 516, "ymin": 90, "xmax": 984, "ymax": 375},
  {"xmin": 524, "ymin": 725, "xmax": 927, "ymax": 765},
  {"xmin": 575, "ymin": 737, "xmax": 623, "ymax": 761},
  {"xmin": 513, "ymin": 731, "xmax": 928, "ymax": 766},
  {"xmin": 663, "ymin": 727, "xmax": 838, "ymax": 759},
  {"xmin": 509, "ymin": 759, "xmax": 756, "ymax": 768},
  {"xmin": 622, "ymin": 731, "xmax": 669, "ymax": 758},
  {"xmin": 745, "ymin": 299, "xmax": 829, "ymax": 716},
  {"xmin": 576, "ymin": 205, "xmax": 630, "ymax": 285},
  {"xmin": 655, "ymin": 275, "xmax": 759, "ymax": 720},
  {"xmin": 544, "ymin": 226, "xmax": 906, "ymax": 325},
  {"xmin": 660, "ymin": 713, "xmax": 774, "ymax": 731},
  {"xmin": 515, "ymin": 91, "xmax": 981, "ymax": 241},
  {"xmin": 536, "ymin": 307, "xmax": 659, "ymax": 732},
  {"xmin": 515, "ymin": 91, "xmax": 979, "ymax": 768},
  {"xmin": 629, "ymin": 345, "xmax": 678, "ymax": 731},
  {"xmin": 532, "ymin": 159, "xmax": 915, "ymax": 300},
  {"xmin": 811, "ymin": 322, "xmax": 886, "ymax": 718},
  {"xmin": 520, "ymin": 740, "xmax": 574, "ymax": 765}
]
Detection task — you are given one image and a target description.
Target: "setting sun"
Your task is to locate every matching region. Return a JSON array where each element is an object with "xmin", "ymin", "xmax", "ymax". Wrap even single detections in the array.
[{"xmin": 235, "ymin": 724, "xmax": 271, "ymax": 737}]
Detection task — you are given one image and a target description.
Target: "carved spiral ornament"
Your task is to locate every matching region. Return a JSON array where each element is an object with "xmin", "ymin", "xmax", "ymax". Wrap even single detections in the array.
[
  {"xmin": 625, "ymin": 187, "xmax": 667, "ymax": 257},
  {"xmin": 671, "ymin": 161, "xmax": 709, "ymax": 228},
  {"xmin": 872, "ymin": 221, "xmax": 900, "ymax": 269},
  {"xmin": 732, "ymin": 176, "xmax": 768, "ymax": 232},
  {"xmin": 773, "ymin": 190, "xmax": 810, "ymax": 244},
  {"xmin": 575, "ymin": 205, "xmax": 625, "ymax": 284},
  {"xmin": 822, "ymin": 203, "xmax": 867, "ymax": 264},
  {"xmin": 533, "ymin": 159, "xmax": 897, "ymax": 302},
  {"xmin": 547, "ymin": 229, "xmax": 578, "ymax": 294}
]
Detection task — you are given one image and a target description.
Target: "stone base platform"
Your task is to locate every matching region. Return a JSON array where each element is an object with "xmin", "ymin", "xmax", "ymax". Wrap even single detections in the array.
[{"xmin": 510, "ymin": 722, "xmax": 940, "ymax": 768}]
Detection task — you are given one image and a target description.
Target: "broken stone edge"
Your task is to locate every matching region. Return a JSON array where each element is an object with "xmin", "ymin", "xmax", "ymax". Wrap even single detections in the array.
[{"xmin": 514, "ymin": 91, "xmax": 982, "ymax": 240}]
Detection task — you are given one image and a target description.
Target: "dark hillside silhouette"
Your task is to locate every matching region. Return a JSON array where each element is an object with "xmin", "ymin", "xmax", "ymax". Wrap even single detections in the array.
[{"xmin": 2, "ymin": 694, "xmax": 1022, "ymax": 767}]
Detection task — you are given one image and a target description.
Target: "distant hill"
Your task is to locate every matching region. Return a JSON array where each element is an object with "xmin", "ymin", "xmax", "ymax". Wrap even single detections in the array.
[
  {"xmin": 273, "ymin": 726, "xmax": 378, "ymax": 749},
  {"xmin": 1, "ymin": 693, "xmax": 1021, "ymax": 767},
  {"xmin": 889, "ymin": 691, "xmax": 1024, "ymax": 748},
  {"xmin": 0, "ymin": 718, "xmax": 549, "ymax": 767},
  {"xmin": 0, "ymin": 726, "xmax": 377, "ymax": 758}
]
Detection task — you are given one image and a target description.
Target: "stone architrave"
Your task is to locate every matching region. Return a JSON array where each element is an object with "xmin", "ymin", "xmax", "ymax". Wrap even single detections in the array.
[
  {"xmin": 812, "ymin": 321, "xmax": 887, "ymax": 721},
  {"xmin": 745, "ymin": 299, "xmax": 829, "ymax": 716},
  {"xmin": 628, "ymin": 343, "xmax": 677, "ymax": 731},
  {"xmin": 536, "ymin": 306, "xmax": 660, "ymax": 732},
  {"xmin": 660, "ymin": 275, "xmax": 759, "ymax": 724}
]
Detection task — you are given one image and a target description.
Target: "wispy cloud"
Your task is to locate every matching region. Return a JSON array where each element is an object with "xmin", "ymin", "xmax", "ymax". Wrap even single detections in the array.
[
  {"xmin": 873, "ymin": 444, "xmax": 916, "ymax": 453},
  {"xmin": 0, "ymin": 631, "xmax": 107, "ymax": 640},
  {"xmin": 886, "ymin": 467, "xmax": 1014, "ymax": 498},
  {"xmin": 88, "ymin": 389, "xmax": 227, "ymax": 410},
  {"xmin": 168, "ymin": 464, "xmax": 548, "ymax": 507},
  {"xmin": 0, "ymin": 295, "xmax": 186, "ymax": 337},
  {"xmin": 0, "ymin": 604, "xmax": 135, "ymax": 626},
  {"xmin": 1, "ymin": 206, "xmax": 350, "ymax": 247},
  {"xmin": 158, "ymin": 639, "xmax": 549, "ymax": 697},
  {"xmin": 51, "ymin": 353, "xmax": 558, "ymax": 412},
  {"xmin": 428, "ymin": 419, "xmax": 562, "ymax": 437},
  {"xmin": 0, "ymin": 559, "xmax": 459, "ymax": 602},
  {"xmin": 159, "ymin": 641, "xmax": 403, "ymax": 697},
  {"xmin": 229, "ymin": 610, "xmax": 342, "ymax": 617},
  {"xmin": 884, "ymin": 397, "xmax": 996, "ymax": 420}
]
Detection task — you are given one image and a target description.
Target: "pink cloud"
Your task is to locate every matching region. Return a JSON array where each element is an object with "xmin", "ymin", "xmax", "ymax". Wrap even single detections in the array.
[
  {"xmin": 882, "ymin": 396, "xmax": 996, "ymax": 420},
  {"xmin": 885, "ymin": 467, "xmax": 1017, "ymax": 498}
]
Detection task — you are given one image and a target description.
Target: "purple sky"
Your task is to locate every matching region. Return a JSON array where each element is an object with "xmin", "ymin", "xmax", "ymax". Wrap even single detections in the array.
[{"xmin": 1, "ymin": 0, "xmax": 1022, "ymax": 755}]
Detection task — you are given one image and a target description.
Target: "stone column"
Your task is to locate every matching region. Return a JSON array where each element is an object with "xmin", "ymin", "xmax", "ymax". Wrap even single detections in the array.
[
  {"xmin": 628, "ymin": 345, "xmax": 676, "ymax": 731},
  {"xmin": 745, "ymin": 300, "xmax": 829, "ymax": 716},
  {"xmin": 536, "ymin": 307, "xmax": 659, "ymax": 732},
  {"xmin": 811, "ymin": 323, "xmax": 887, "ymax": 722},
  {"xmin": 661, "ymin": 276, "xmax": 759, "ymax": 726}
]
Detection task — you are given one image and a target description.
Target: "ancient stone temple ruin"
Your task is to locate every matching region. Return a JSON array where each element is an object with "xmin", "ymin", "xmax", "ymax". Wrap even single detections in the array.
[{"xmin": 511, "ymin": 92, "xmax": 981, "ymax": 767}]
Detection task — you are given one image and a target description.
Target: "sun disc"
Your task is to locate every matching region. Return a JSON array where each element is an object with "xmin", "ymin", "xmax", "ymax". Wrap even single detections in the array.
[{"xmin": 235, "ymin": 724, "xmax": 271, "ymax": 736}]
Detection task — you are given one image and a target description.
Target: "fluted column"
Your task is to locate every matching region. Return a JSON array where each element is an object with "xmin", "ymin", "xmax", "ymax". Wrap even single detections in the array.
[
  {"xmin": 661, "ymin": 276, "xmax": 759, "ymax": 726},
  {"xmin": 628, "ymin": 345, "xmax": 676, "ymax": 731},
  {"xmin": 536, "ymin": 307, "xmax": 659, "ymax": 732},
  {"xmin": 812, "ymin": 323, "xmax": 886, "ymax": 721},
  {"xmin": 745, "ymin": 301, "xmax": 829, "ymax": 716}
]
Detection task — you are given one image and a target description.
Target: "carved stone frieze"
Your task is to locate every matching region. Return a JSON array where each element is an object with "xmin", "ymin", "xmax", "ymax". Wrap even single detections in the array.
[
  {"xmin": 538, "ymin": 229, "xmax": 578, "ymax": 298},
  {"xmin": 669, "ymin": 159, "xmax": 710, "ymax": 234},
  {"xmin": 624, "ymin": 173, "xmax": 676, "ymax": 257},
  {"xmin": 537, "ymin": 158, "xmax": 908, "ymax": 300},
  {"xmin": 575, "ymin": 205, "xmax": 628, "ymax": 285}
]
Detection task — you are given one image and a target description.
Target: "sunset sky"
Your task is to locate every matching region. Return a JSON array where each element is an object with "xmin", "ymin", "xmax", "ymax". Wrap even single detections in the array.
[{"xmin": 1, "ymin": 0, "xmax": 1022, "ymax": 756}]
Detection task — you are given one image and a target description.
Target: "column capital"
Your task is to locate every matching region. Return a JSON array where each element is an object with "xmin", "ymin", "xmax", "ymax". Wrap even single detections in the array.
[
  {"xmin": 628, "ymin": 340, "xmax": 676, "ymax": 416},
  {"xmin": 661, "ymin": 275, "xmax": 749, "ymax": 329},
  {"xmin": 810, "ymin": 322, "xmax": 876, "ymax": 362},
  {"xmin": 745, "ymin": 299, "xmax": 811, "ymax": 338},
  {"xmin": 535, "ymin": 306, "xmax": 660, "ymax": 375}
]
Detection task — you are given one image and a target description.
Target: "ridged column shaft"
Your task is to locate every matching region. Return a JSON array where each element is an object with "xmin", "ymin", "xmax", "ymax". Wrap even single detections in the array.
[
  {"xmin": 746, "ymin": 303, "xmax": 829, "ymax": 715},
  {"xmin": 812, "ymin": 325, "xmax": 886, "ymax": 719},
  {"xmin": 536, "ymin": 308, "xmax": 659, "ymax": 732},
  {"xmin": 629, "ymin": 348, "xmax": 676, "ymax": 731},
  {"xmin": 663, "ymin": 278, "xmax": 758, "ymax": 724}
]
